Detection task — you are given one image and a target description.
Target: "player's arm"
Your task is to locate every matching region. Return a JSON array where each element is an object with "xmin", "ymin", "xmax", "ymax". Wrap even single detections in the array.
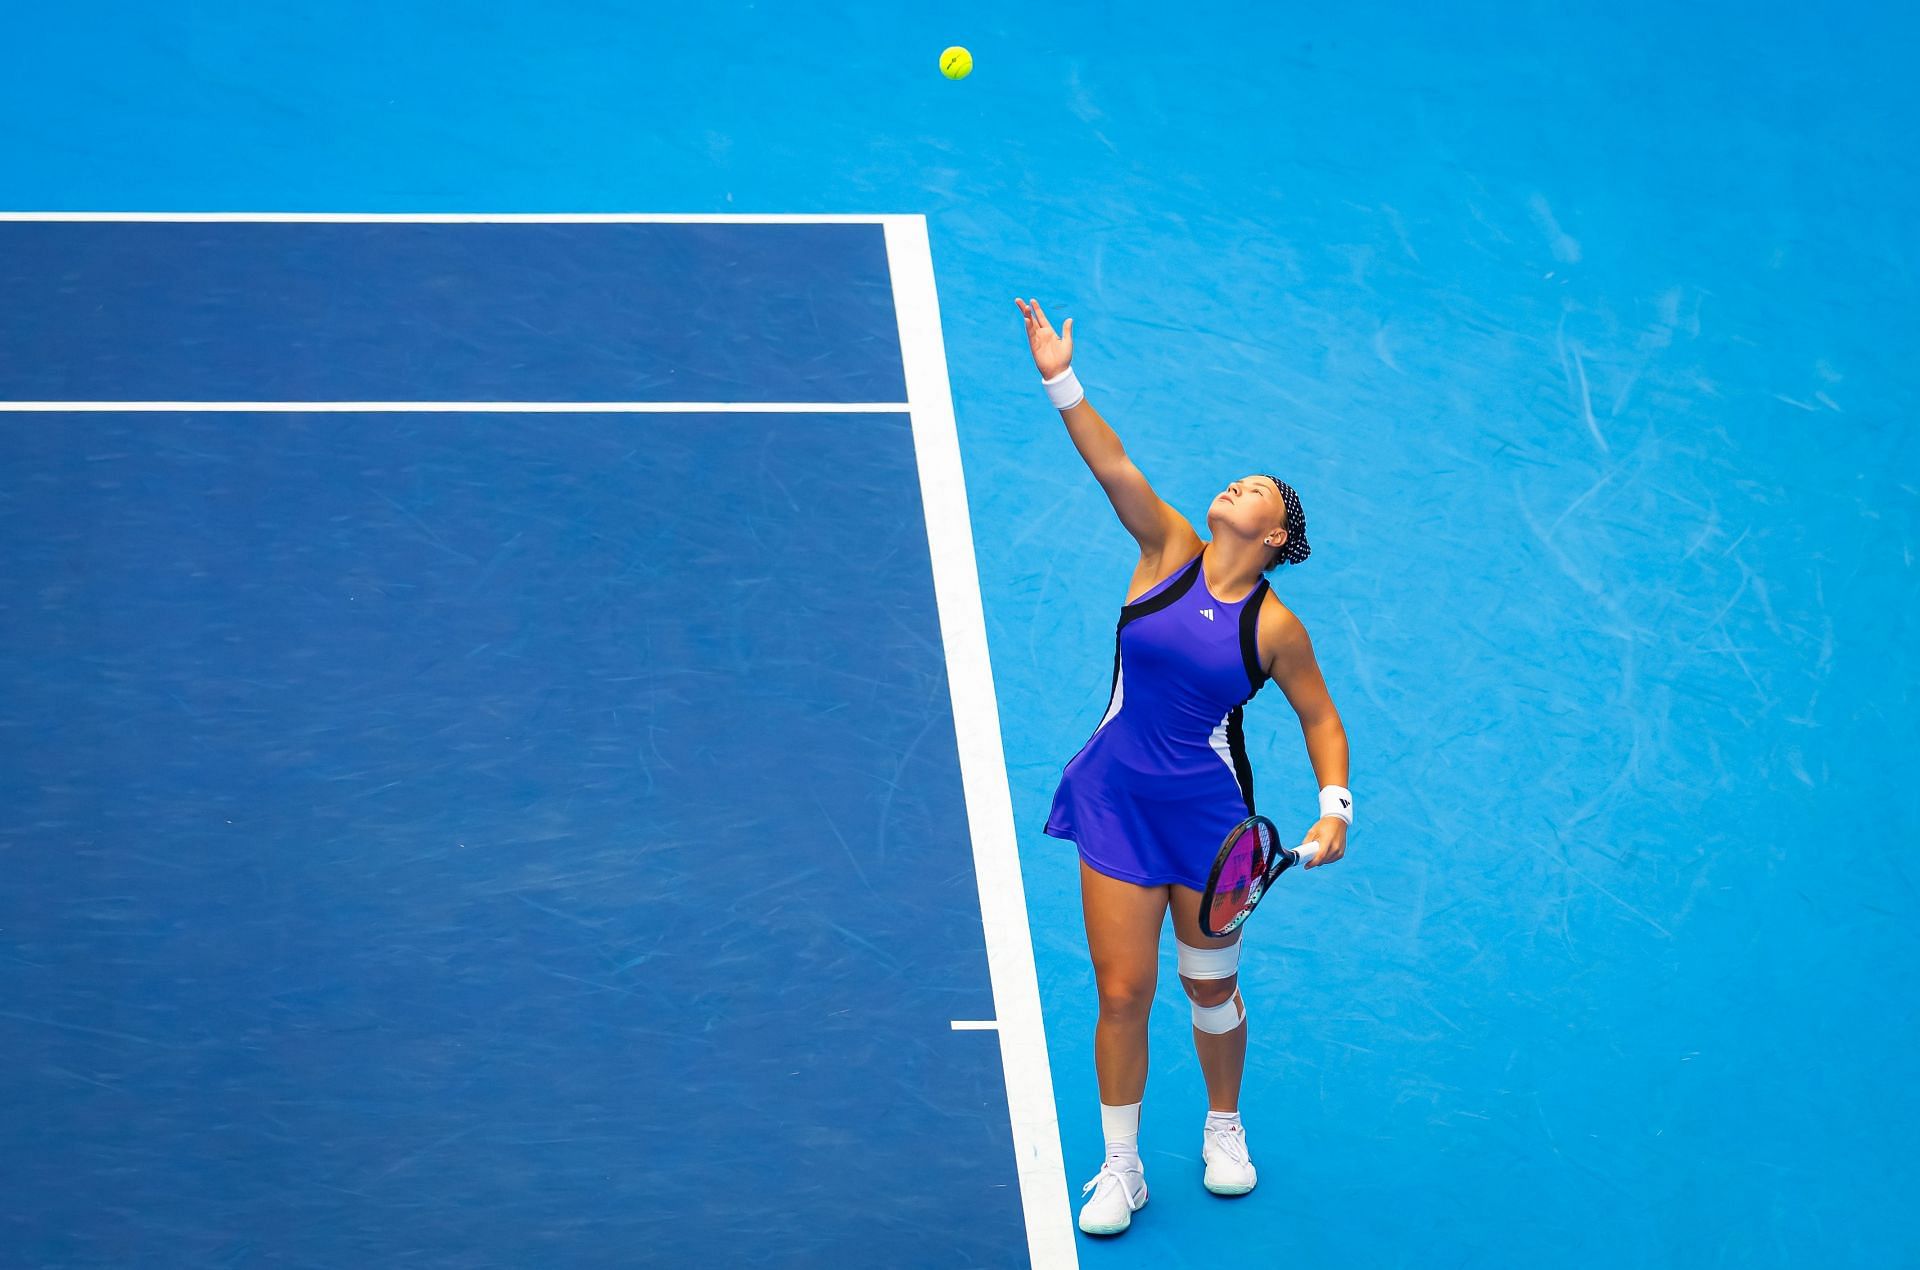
[
  {"xmin": 1261, "ymin": 598, "xmax": 1351, "ymax": 867},
  {"xmin": 1062, "ymin": 398, "xmax": 1200, "ymax": 558},
  {"xmin": 1016, "ymin": 298, "xmax": 1200, "ymax": 559}
]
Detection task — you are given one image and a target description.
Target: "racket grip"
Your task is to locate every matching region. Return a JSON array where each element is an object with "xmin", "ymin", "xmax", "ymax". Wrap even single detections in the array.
[{"xmin": 1291, "ymin": 840, "xmax": 1322, "ymax": 868}]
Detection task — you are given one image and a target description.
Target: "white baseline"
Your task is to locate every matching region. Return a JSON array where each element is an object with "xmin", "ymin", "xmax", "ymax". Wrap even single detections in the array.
[{"xmin": 0, "ymin": 402, "xmax": 909, "ymax": 413}]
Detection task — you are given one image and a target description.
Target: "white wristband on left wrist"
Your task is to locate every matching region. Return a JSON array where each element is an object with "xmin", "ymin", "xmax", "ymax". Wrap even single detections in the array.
[{"xmin": 1319, "ymin": 785, "xmax": 1353, "ymax": 825}]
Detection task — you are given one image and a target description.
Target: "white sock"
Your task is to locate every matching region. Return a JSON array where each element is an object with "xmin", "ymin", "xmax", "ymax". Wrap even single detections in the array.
[
  {"xmin": 1206, "ymin": 1108, "xmax": 1242, "ymax": 1131},
  {"xmin": 1100, "ymin": 1101, "xmax": 1142, "ymax": 1169}
]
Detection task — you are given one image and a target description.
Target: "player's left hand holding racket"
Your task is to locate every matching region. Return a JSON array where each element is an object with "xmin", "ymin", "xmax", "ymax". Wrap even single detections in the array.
[{"xmin": 1200, "ymin": 815, "xmax": 1341, "ymax": 938}]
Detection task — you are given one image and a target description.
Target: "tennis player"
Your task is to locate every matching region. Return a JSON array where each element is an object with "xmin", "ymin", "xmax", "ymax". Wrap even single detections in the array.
[{"xmin": 1016, "ymin": 298, "xmax": 1353, "ymax": 1236}]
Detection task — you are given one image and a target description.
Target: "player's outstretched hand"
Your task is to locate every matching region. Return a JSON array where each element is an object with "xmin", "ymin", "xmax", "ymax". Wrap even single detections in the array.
[
  {"xmin": 1015, "ymin": 298, "xmax": 1073, "ymax": 379},
  {"xmin": 1301, "ymin": 818, "xmax": 1347, "ymax": 868}
]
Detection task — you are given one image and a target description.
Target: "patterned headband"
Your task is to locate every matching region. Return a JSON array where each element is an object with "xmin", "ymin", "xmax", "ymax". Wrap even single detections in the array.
[{"xmin": 1259, "ymin": 474, "xmax": 1312, "ymax": 566}]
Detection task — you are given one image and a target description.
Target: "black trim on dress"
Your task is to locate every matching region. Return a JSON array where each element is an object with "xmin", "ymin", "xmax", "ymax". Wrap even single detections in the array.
[
  {"xmin": 1118, "ymin": 552, "xmax": 1204, "ymax": 631},
  {"xmin": 1225, "ymin": 705, "xmax": 1255, "ymax": 814},
  {"xmin": 1236, "ymin": 577, "xmax": 1271, "ymax": 694},
  {"xmin": 1224, "ymin": 577, "xmax": 1271, "ymax": 813}
]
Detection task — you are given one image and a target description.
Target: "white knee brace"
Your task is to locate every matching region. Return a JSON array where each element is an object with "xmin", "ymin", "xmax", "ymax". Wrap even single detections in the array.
[
  {"xmin": 1177, "ymin": 938, "xmax": 1244, "ymax": 1034},
  {"xmin": 1176, "ymin": 937, "xmax": 1241, "ymax": 981},
  {"xmin": 1190, "ymin": 994, "xmax": 1245, "ymax": 1034}
]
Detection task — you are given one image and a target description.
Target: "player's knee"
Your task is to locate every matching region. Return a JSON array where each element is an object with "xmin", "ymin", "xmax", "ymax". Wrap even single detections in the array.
[
  {"xmin": 1094, "ymin": 973, "xmax": 1156, "ymax": 1021},
  {"xmin": 1179, "ymin": 972, "xmax": 1238, "ymax": 1009},
  {"xmin": 1177, "ymin": 937, "xmax": 1243, "ymax": 1030}
]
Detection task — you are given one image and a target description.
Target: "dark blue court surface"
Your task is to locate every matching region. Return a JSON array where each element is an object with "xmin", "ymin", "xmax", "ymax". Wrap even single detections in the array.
[
  {"xmin": 0, "ymin": 222, "xmax": 1029, "ymax": 1265},
  {"xmin": 0, "ymin": 221, "xmax": 904, "ymax": 402}
]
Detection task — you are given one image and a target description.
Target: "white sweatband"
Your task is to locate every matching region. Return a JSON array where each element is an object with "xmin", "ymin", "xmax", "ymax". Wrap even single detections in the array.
[
  {"xmin": 1176, "ymin": 937, "xmax": 1241, "ymax": 982},
  {"xmin": 1319, "ymin": 785, "xmax": 1353, "ymax": 825},
  {"xmin": 1042, "ymin": 365, "xmax": 1085, "ymax": 410}
]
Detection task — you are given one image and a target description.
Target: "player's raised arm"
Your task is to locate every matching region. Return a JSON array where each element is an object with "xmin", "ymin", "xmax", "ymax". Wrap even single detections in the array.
[{"xmin": 1016, "ymin": 298, "xmax": 1198, "ymax": 560}]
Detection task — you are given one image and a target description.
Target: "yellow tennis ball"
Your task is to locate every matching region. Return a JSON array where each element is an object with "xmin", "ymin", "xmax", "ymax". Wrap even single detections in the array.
[{"xmin": 940, "ymin": 46, "xmax": 973, "ymax": 80}]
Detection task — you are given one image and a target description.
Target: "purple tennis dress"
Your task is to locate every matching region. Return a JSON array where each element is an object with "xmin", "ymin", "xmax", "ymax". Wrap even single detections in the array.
[{"xmin": 1044, "ymin": 547, "xmax": 1271, "ymax": 890}]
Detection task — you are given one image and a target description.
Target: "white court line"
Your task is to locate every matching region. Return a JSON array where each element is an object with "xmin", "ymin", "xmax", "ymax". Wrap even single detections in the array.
[
  {"xmin": 0, "ymin": 402, "xmax": 909, "ymax": 413},
  {"xmin": 950, "ymin": 1020, "xmax": 1001, "ymax": 1032},
  {"xmin": 0, "ymin": 212, "xmax": 900, "ymax": 224},
  {"xmin": 886, "ymin": 216, "xmax": 1075, "ymax": 1269}
]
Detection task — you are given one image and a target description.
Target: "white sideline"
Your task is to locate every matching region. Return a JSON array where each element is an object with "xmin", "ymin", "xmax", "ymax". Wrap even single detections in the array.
[{"xmin": 885, "ymin": 215, "xmax": 1075, "ymax": 1269}]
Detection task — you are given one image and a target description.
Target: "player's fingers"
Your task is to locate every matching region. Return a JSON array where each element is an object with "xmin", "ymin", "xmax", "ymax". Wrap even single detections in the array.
[{"xmin": 1031, "ymin": 299, "xmax": 1054, "ymax": 331}]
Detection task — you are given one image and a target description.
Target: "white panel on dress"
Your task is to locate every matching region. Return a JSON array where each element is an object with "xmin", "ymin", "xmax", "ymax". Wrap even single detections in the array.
[
  {"xmin": 1208, "ymin": 713, "xmax": 1236, "ymax": 775},
  {"xmin": 1094, "ymin": 653, "xmax": 1126, "ymax": 733}
]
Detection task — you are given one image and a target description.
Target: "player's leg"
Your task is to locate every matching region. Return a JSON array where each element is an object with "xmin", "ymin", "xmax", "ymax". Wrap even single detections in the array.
[
  {"xmin": 1169, "ymin": 881, "xmax": 1258, "ymax": 1195},
  {"xmin": 1168, "ymin": 882, "xmax": 1246, "ymax": 1109},
  {"xmin": 1080, "ymin": 859, "xmax": 1168, "ymax": 1105},
  {"xmin": 1077, "ymin": 859, "xmax": 1168, "ymax": 1232}
]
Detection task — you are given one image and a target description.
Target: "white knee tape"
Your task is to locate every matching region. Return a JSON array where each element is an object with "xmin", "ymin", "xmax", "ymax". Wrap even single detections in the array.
[
  {"xmin": 1191, "ymin": 993, "xmax": 1245, "ymax": 1035},
  {"xmin": 1176, "ymin": 937, "xmax": 1241, "ymax": 981}
]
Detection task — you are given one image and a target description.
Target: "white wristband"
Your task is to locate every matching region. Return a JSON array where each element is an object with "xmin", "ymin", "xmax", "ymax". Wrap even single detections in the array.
[
  {"xmin": 1042, "ymin": 365, "xmax": 1085, "ymax": 410},
  {"xmin": 1318, "ymin": 785, "xmax": 1353, "ymax": 825}
]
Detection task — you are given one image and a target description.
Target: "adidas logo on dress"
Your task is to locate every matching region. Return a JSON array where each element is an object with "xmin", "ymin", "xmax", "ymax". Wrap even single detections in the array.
[{"xmin": 1200, "ymin": 608, "xmax": 1215, "ymax": 621}]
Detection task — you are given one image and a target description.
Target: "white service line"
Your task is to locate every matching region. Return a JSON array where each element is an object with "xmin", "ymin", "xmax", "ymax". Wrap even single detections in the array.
[
  {"xmin": 0, "ymin": 401, "xmax": 909, "ymax": 414},
  {"xmin": 885, "ymin": 215, "xmax": 1074, "ymax": 1269},
  {"xmin": 949, "ymin": 1020, "xmax": 1001, "ymax": 1032}
]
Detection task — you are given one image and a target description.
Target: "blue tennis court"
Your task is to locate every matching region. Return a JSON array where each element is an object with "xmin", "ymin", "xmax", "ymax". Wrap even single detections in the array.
[
  {"xmin": 0, "ymin": 216, "xmax": 1059, "ymax": 1265},
  {"xmin": 3, "ymin": 3, "xmax": 1915, "ymax": 1267}
]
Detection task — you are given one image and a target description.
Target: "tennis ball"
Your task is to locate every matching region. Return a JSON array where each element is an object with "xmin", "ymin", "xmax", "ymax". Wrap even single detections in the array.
[{"xmin": 940, "ymin": 46, "xmax": 973, "ymax": 80}]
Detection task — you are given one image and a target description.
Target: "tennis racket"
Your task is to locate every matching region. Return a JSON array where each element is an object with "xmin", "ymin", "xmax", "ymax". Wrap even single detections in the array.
[{"xmin": 1198, "ymin": 815, "xmax": 1322, "ymax": 938}]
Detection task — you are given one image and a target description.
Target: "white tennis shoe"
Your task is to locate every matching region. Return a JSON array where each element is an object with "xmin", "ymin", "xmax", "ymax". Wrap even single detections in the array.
[
  {"xmin": 1202, "ymin": 1120, "xmax": 1258, "ymax": 1195},
  {"xmin": 1077, "ymin": 1159, "xmax": 1149, "ymax": 1234}
]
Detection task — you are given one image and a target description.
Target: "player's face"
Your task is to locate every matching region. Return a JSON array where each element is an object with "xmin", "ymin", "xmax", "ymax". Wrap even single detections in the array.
[{"xmin": 1209, "ymin": 475, "xmax": 1286, "ymax": 548}]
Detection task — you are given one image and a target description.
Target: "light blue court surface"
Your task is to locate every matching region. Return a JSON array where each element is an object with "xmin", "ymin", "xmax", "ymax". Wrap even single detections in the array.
[{"xmin": 2, "ymin": 3, "xmax": 1916, "ymax": 1267}]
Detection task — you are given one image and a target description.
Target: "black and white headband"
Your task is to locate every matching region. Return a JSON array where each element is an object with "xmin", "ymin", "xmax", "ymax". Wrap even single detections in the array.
[{"xmin": 1259, "ymin": 474, "xmax": 1312, "ymax": 566}]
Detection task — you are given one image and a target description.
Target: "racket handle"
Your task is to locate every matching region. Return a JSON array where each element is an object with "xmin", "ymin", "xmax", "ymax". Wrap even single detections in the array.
[{"xmin": 1291, "ymin": 840, "xmax": 1322, "ymax": 868}]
